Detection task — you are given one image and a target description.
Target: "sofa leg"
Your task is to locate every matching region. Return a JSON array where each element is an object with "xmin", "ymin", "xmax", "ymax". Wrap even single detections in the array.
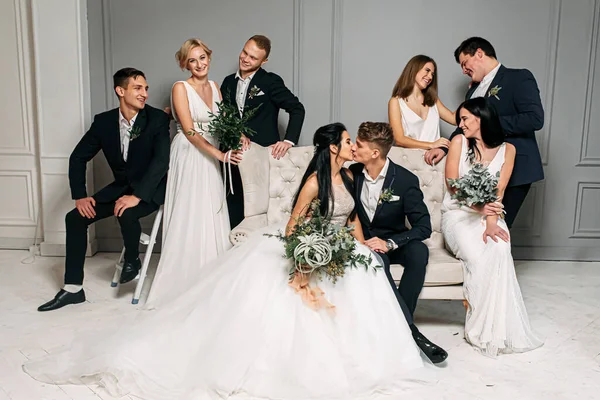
[{"xmin": 462, "ymin": 299, "xmax": 469, "ymax": 311}]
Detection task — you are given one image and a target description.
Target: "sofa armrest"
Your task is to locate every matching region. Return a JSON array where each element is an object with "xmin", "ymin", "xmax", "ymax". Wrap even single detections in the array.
[{"xmin": 229, "ymin": 214, "xmax": 269, "ymax": 246}]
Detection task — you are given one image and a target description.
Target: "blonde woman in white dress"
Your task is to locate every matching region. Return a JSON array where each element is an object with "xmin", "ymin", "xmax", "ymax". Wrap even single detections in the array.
[
  {"xmin": 388, "ymin": 55, "xmax": 455, "ymax": 150},
  {"xmin": 442, "ymin": 97, "xmax": 543, "ymax": 357},
  {"xmin": 145, "ymin": 39, "xmax": 244, "ymax": 308}
]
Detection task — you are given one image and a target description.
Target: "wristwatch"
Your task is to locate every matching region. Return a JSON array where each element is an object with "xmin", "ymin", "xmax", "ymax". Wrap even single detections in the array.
[{"xmin": 386, "ymin": 239, "xmax": 396, "ymax": 251}]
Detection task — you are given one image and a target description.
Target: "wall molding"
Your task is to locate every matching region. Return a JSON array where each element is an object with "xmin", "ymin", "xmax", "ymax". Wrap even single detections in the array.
[
  {"xmin": 101, "ymin": 0, "xmax": 116, "ymax": 110},
  {"xmin": 571, "ymin": 181, "xmax": 600, "ymax": 238},
  {"xmin": 577, "ymin": 0, "xmax": 600, "ymax": 166},
  {"xmin": 540, "ymin": 0, "xmax": 561, "ymax": 165},
  {"xmin": 329, "ymin": 0, "xmax": 343, "ymax": 122},
  {"xmin": 292, "ymin": 0, "xmax": 302, "ymax": 97},
  {"xmin": 0, "ymin": 171, "xmax": 37, "ymax": 225},
  {"xmin": 510, "ymin": 180, "xmax": 545, "ymax": 238},
  {"xmin": 513, "ymin": 245, "xmax": 600, "ymax": 261}
]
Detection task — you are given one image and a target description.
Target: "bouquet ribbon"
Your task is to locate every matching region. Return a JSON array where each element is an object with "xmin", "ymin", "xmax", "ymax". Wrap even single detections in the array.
[
  {"xmin": 220, "ymin": 150, "xmax": 235, "ymax": 213},
  {"xmin": 288, "ymin": 273, "xmax": 336, "ymax": 314}
]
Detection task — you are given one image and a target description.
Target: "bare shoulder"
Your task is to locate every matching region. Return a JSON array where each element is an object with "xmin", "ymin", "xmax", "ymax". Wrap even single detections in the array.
[
  {"xmin": 172, "ymin": 81, "xmax": 186, "ymax": 95},
  {"xmin": 388, "ymin": 97, "xmax": 400, "ymax": 108},
  {"xmin": 450, "ymin": 134, "xmax": 464, "ymax": 145},
  {"xmin": 304, "ymin": 173, "xmax": 319, "ymax": 191},
  {"xmin": 505, "ymin": 142, "xmax": 516, "ymax": 156}
]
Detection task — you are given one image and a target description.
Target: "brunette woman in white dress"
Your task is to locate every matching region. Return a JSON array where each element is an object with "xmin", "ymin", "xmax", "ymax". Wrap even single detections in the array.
[{"xmin": 388, "ymin": 55, "xmax": 455, "ymax": 151}]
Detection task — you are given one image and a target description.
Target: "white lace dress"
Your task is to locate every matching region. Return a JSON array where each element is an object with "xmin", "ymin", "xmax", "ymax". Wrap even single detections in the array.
[
  {"xmin": 441, "ymin": 135, "xmax": 543, "ymax": 357},
  {"xmin": 145, "ymin": 80, "xmax": 232, "ymax": 308},
  {"xmin": 23, "ymin": 184, "xmax": 433, "ymax": 399}
]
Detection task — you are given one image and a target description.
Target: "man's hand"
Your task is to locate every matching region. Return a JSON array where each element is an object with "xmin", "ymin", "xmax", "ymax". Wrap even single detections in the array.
[
  {"xmin": 163, "ymin": 106, "xmax": 174, "ymax": 121},
  {"xmin": 114, "ymin": 195, "xmax": 141, "ymax": 217},
  {"xmin": 76, "ymin": 197, "xmax": 96, "ymax": 219},
  {"xmin": 424, "ymin": 148, "xmax": 446, "ymax": 166},
  {"xmin": 269, "ymin": 141, "xmax": 293, "ymax": 160},
  {"xmin": 365, "ymin": 237, "xmax": 389, "ymax": 254},
  {"xmin": 241, "ymin": 134, "xmax": 251, "ymax": 152}
]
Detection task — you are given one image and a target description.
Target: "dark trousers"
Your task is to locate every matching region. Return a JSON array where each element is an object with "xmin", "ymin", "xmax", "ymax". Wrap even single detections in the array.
[
  {"xmin": 503, "ymin": 183, "xmax": 531, "ymax": 229},
  {"xmin": 226, "ymin": 164, "xmax": 245, "ymax": 229},
  {"xmin": 379, "ymin": 240, "xmax": 429, "ymax": 326},
  {"xmin": 64, "ymin": 200, "xmax": 158, "ymax": 285}
]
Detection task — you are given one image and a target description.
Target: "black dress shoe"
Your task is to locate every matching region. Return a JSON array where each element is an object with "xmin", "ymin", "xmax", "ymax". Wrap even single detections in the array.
[
  {"xmin": 412, "ymin": 331, "xmax": 448, "ymax": 364},
  {"xmin": 120, "ymin": 258, "xmax": 141, "ymax": 284},
  {"xmin": 37, "ymin": 289, "xmax": 86, "ymax": 312}
]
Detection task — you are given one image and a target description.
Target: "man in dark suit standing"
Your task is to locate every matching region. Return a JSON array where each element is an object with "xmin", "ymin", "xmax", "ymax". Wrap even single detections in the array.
[
  {"xmin": 38, "ymin": 68, "xmax": 170, "ymax": 311},
  {"xmin": 425, "ymin": 37, "xmax": 544, "ymax": 228},
  {"xmin": 350, "ymin": 122, "xmax": 448, "ymax": 364},
  {"xmin": 221, "ymin": 35, "xmax": 305, "ymax": 228}
]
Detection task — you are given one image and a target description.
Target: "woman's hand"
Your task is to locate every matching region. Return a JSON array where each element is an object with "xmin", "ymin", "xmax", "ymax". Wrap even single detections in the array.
[
  {"xmin": 220, "ymin": 150, "xmax": 244, "ymax": 165},
  {"xmin": 431, "ymin": 137, "xmax": 450, "ymax": 149},
  {"xmin": 483, "ymin": 220, "xmax": 510, "ymax": 243},
  {"xmin": 473, "ymin": 201, "xmax": 504, "ymax": 216}
]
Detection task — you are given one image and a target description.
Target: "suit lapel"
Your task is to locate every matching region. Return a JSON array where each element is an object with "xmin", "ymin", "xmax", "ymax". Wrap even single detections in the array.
[
  {"xmin": 243, "ymin": 68, "xmax": 266, "ymax": 112},
  {"xmin": 466, "ymin": 82, "xmax": 479, "ymax": 100},
  {"xmin": 371, "ymin": 162, "xmax": 396, "ymax": 223},
  {"xmin": 105, "ymin": 108, "xmax": 125, "ymax": 163},
  {"xmin": 123, "ymin": 107, "xmax": 147, "ymax": 163},
  {"xmin": 485, "ymin": 64, "xmax": 506, "ymax": 99}
]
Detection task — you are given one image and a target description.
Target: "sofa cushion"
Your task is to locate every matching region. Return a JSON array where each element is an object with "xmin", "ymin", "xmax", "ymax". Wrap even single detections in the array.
[
  {"xmin": 266, "ymin": 147, "xmax": 314, "ymax": 225},
  {"xmin": 390, "ymin": 248, "xmax": 463, "ymax": 286}
]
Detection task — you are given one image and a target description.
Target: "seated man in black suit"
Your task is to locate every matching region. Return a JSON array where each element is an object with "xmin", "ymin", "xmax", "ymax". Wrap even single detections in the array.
[
  {"xmin": 38, "ymin": 68, "xmax": 170, "ymax": 312},
  {"xmin": 350, "ymin": 122, "xmax": 448, "ymax": 364},
  {"xmin": 425, "ymin": 37, "xmax": 545, "ymax": 228}
]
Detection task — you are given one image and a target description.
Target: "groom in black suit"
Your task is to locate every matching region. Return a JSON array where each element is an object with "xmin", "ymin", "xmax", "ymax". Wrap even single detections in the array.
[
  {"xmin": 221, "ymin": 35, "xmax": 305, "ymax": 228},
  {"xmin": 350, "ymin": 122, "xmax": 448, "ymax": 364},
  {"xmin": 425, "ymin": 37, "xmax": 545, "ymax": 228},
  {"xmin": 38, "ymin": 68, "xmax": 170, "ymax": 311}
]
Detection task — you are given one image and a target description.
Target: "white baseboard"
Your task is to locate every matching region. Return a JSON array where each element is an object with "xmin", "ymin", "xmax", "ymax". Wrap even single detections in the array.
[{"xmin": 513, "ymin": 246, "xmax": 600, "ymax": 261}]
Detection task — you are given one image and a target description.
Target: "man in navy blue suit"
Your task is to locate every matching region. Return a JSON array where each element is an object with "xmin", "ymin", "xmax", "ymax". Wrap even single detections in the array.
[{"xmin": 425, "ymin": 37, "xmax": 544, "ymax": 228}]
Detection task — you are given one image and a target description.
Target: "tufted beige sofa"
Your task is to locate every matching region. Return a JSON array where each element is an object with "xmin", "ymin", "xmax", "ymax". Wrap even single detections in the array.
[{"xmin": 230, "ymin": 144, "xmax": 465, "ymax": 300}]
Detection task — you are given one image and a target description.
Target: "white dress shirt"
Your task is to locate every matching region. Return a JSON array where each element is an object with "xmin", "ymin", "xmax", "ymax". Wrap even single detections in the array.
[
  {"xmin": 119, "ymin": 110, "xmax": 138, "ymax": 162},
  {"xmin": 360, "ymin": 158, "xmax": 390, "ymax": 222},
  {"xmin": 471, "ymin": 62, "xmax": 502, "ymax": 99},
  {"xmin": 235, "ymin": 70, "xmax": 257, "ymax": 116},
  {"xmin": 234, "ymin": 70, "xmax": 295, "ymax": 146}
]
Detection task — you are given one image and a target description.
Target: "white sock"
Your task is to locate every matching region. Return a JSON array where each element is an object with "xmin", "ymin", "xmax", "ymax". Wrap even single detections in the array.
[{"xmin": 63, "ymin": 284, "xmax": 83, "ymax": 293}]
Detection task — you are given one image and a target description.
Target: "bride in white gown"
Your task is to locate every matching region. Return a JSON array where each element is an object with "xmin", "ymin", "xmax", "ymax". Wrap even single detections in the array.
[
  {"xmin": 145, "ymin": 39, "xmax": 244, "ymax": 308},
  {"xmin": 23, "ymin": 123, "xmax": 433, "ymax": 399},
  {"xmin": 441, "ymin": 98, "xmax": 543, "ymax": 357}
]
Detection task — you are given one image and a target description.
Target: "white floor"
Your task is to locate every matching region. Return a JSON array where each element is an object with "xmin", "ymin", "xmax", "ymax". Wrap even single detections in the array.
[{"xmin": 0, "ymin": 250, "xmax": 599, "ymax": 400}]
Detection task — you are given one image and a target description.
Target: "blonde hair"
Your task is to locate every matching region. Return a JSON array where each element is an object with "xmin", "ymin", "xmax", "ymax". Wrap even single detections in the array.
[{"xmin": 175, "ymin": 39, "xmax": 212, "ymax": 69}]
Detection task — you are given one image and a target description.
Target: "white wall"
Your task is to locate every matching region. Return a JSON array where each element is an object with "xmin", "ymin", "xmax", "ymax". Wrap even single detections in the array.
[
  {"xmin": 0, "ymin": 0, "xmax": 41, "ymax": 250},
  {"xmin": 1, "ymin": 0, "xmax": 599, "ymax": 260}
]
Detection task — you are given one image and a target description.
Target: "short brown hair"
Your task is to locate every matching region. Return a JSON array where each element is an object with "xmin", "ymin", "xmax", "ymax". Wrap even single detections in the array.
[
  {"xmin": 357, "ymin": 122, "xmax": 394, "ymax": 157},
  {"xmin": 391, "ymin": 55, "xmax": 438, "ymax": 107},
  {"xmin": 248, "ymin": 35, "xmax": 271, "ymax": 58},
  {"xmin": 175, "ymin": 38, "xmax": 212, "ymax": 69}
]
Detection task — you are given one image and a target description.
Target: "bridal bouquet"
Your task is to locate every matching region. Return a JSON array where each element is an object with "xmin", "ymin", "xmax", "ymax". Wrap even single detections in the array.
[
  {"xmin": 266, "ymin": 200, "xmax": 378, "ymax": 284},
  {"xmin": 447, "ymin": 163, "xmax": 500, "ymax": 207},
  {"xmin": 201, "ymin": 91, "xmax": 261, "ymax": 151}
]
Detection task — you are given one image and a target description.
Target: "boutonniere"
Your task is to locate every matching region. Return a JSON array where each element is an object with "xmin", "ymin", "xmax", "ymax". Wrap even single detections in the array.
[
  {"xmin": 488, "ymin": 85, "xmax": 502, "ymax": 100},
  {"xmin": 378, "ymin": 188, "xmax": 395, "ymax": 205},
  {"xmin": 248, "ymin": 85, "xmax": 264, "ymax": 99},
  {"xmin": 128, "ymin": 126, "xmax": 141, "ymax": 141}
]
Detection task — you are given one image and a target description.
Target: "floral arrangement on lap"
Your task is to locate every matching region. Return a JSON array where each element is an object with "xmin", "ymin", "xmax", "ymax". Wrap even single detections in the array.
[
  {"xmin": 266, "ymin": 200, "xmax": 379, "ymax": 311},
  {"xmin": 447, "ymin": 163, "xmax": 503, "ymax": 214}
]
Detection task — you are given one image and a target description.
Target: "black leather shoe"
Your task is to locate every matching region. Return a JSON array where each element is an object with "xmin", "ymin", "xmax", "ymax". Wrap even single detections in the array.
[
  {"xmin": 413, "ymin": 331, "xmax": 448, "ymax": 364},
  {"xmin": 37, "ymin": 289, "xmax": 86, "ymax": 312},
  {"xmin": 120, "ymin": 258, "xmax": 141, "ymax": 284}
]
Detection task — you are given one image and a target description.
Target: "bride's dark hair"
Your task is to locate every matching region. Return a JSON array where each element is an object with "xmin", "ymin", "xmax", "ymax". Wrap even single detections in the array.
[
  {"xmin": 292, "ymin": 123, "xmax": 355, "ymax": 219},
  {"xmin": 455, "ymin": 97, "xmax": 505, "ymax": 161}
]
